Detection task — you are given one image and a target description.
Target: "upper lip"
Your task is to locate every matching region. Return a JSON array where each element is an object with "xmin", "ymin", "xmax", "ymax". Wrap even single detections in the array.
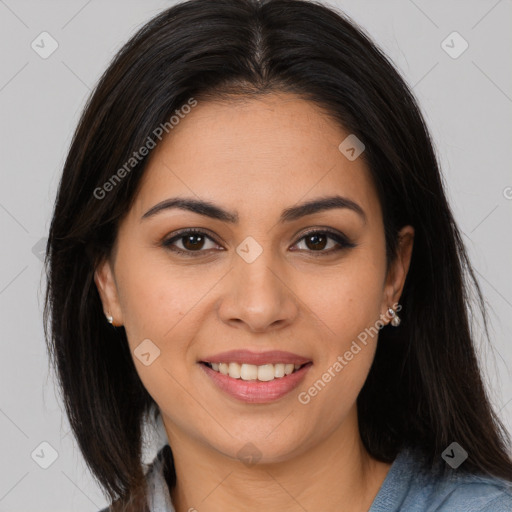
[{"xmin": 200, "ymin": 349, "xmax": 312, "ymax": 366}]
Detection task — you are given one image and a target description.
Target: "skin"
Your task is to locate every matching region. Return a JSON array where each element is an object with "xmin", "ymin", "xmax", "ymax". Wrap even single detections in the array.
[{"xmin": 95, "ymin": 92, "xmax": 414, "ymax": 512}]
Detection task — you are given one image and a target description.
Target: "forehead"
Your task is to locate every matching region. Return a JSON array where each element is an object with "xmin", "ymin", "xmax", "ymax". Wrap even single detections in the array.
[{"xmin": 132, "ymin": 93, "xmax": 381, "ymax": 225}]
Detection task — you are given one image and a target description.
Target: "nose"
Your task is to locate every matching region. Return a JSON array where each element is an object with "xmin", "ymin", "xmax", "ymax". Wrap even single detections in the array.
[{"xmin": 217, "ymin": 251, "xmax": 299, "ymax": 333}]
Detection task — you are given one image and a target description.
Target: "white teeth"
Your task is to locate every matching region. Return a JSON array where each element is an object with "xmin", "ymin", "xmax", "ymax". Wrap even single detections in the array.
[
  {"xmin": 240, "ymin": 363, "xmax": 258, "ymax": 380},
  {"xmin": 257, "ymin": 364, "xmax": 275, "ymax": 381},
  {"xmin": 228, "ymin": 362, "xmax": 241, "ymax": 379},
  {"xmin": 207, "ymin": 361, "xmax": 307, "ymax": 381},
  {"xmin": 274, "ymin": 363, "xmax": 285, "ymax": 378}
]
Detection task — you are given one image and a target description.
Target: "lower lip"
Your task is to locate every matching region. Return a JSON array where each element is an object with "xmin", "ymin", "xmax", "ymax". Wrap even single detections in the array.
[{"xmin": 199, "ymin": 362, "xmax": 313, "ymax": 404}]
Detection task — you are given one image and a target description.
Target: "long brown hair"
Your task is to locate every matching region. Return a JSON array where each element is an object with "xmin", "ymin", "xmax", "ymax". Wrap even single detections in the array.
[{"xmin": 44, "ymin": 0, "xmax": 512, "ymax": 509}]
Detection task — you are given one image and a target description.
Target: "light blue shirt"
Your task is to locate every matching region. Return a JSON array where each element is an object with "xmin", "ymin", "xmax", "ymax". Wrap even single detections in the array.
[
  {"xmin": 368, "ymin": 446, "xmax": 512, "ymax": 511},
  {"xmin": 102, "ymin": 444, "xmax": 512, "ymax": 511}
]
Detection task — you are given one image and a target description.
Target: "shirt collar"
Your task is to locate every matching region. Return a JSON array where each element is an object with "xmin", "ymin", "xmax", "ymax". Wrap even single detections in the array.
[{"xmin": 145, "ymin": 445, "xmax": 175, "ymax": 512}]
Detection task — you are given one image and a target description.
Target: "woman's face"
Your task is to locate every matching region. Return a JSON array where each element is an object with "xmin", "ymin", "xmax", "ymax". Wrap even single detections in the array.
[{"xmin": 95, "ymin": 92, "xmax": 413, "ymax": 464}]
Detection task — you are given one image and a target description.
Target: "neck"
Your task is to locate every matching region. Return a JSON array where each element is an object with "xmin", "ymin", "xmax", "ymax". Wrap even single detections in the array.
[{"xmin": 164, "ymin": 407, "xmax": 392, "ymax": 512}]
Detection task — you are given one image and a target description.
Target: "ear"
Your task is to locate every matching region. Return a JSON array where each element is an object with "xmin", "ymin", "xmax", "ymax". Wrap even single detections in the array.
[
  {"xmin": 94, "ymin": 256, "xmax": 124, "ymax": 327},
  {"xmin": 381, "ymin": 225, "xmax": 414, "ymax": 321}
]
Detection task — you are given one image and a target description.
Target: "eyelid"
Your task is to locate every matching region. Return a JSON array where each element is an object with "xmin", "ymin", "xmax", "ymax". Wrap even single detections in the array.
[
  {"xmin": 162, "ymin": 227, "xmax": 223, "ymax": 249},
  {"xmin": 162, "ymin": 226, "xmax": 355, "ymax": 256},
  {"xmin": 291, "ymin": 227, "xmax": 356, "ymax": 254},
  {"xmin": 296, "ymin": 226, "xmax": 351, "ymax": 243}
]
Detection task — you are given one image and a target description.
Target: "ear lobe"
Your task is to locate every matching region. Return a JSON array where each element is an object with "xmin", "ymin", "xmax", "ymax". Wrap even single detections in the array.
[{"xmin": 94, "ymin": 257, "xmax": 123, "ymax": 325}]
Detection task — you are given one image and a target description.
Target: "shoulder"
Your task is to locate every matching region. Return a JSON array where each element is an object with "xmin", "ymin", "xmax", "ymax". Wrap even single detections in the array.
[
  {"xmin": 430, "ymin": 472, "xmax": 512, "ymax": 511},
  {"xmin": 410, "ymin": 450, "xmax": 512, "ymax": 512},
  {"xmin": 370, "ymin": 445, "xmax": 512, "ymax": 512}
]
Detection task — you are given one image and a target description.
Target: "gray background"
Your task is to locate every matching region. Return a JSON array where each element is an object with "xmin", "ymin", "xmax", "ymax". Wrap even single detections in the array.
[{"xmin": 0, "ymin": 0, "xmax": 511, "ymax": 510}]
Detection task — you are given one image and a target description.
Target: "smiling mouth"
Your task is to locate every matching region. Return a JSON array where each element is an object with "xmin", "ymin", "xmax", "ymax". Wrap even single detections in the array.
[{"xmin": 200, "ymin": 361, "xmax": 312, "ymax": 381}]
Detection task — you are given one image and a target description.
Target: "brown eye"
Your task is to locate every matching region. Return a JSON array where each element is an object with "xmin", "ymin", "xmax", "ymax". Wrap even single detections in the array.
[
  {"xmin": 304, "ymin": 233, "xmax": 329, "ymax": 251},
  {"xmin": 181, "ymin": 233, "xmax": 206, "ymax": 251},
  {"xmin": 292, "ymin": 229, "xmax": 356, "ymax": 256},
  {"xmin": 162, "ymin": 228, "xmax": 355, "ymax": 258},
  {"xmin": 162, "ymin": 229, "xmax": 221, "ymax": 256}
]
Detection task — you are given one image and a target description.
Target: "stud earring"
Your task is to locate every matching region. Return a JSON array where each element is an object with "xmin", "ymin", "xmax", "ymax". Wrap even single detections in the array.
[
  {"xmin": 106, "ymin": 313, "xmax": 114, "ymax": 324},
  {"xmin": 387, "ymin": 306, "xmax": 401, "ymax": 327}
]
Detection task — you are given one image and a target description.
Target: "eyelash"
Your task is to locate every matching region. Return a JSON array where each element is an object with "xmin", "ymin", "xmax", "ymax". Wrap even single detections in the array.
[{"xmin": 161, "ymin": 227, "xmax": 356, "ymax": 258}]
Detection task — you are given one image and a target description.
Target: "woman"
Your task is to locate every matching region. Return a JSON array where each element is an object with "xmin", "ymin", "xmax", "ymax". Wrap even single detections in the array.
[{"xmin": 44, "ymin": 0, "xmax": 512, "ymax": 511}]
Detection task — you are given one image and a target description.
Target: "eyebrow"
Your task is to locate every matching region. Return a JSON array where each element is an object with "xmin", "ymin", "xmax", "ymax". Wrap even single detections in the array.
[{"xmin": 140, "ymin": 194, "xmax": 367, "ymax": 224}]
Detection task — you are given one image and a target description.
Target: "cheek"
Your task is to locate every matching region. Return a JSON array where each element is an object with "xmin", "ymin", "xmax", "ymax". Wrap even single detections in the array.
[
  {"xmin": 111, "ymin": 252, "xmax": 200, "ymax": 401},
  {"xmin": 299, "ymin": 257, "xmax": 385, "ymax": 346},
  {"xmin": 297, "ymin": 276, "xmax": 381, "ymax": 423},
  {"xmin": 294, "ymin": 252, "xmax": 384, "ymax": 408},
  {"xmin": 117, "ymin": 275, "xmax": 198, "ymax": 418},
  {"xmin": 115, "ymin": 249, "xmax": 207, "ymax": 344}
]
